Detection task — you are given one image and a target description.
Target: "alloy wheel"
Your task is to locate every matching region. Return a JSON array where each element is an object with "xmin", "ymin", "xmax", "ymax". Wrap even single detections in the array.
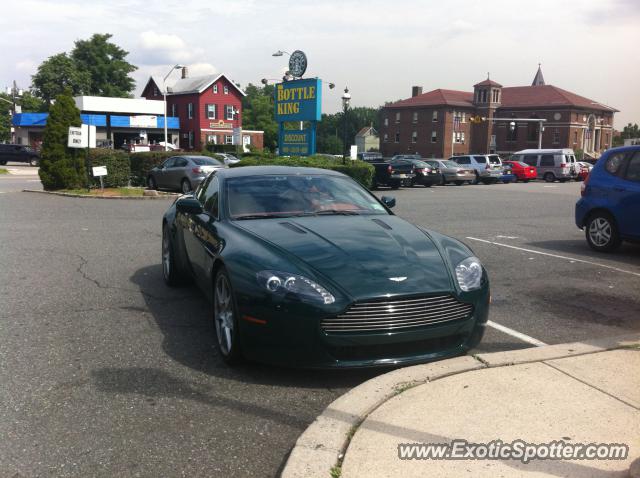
[
  {"xmin": 214, "ymin": 274, "xmax": 234, "ymax": 356},
  {"xmin": 162, "ymin": 226, "xmax": 171, "ymax": 279},
  {"xmin": 181, "ymin": 179, "xmax": 191, "ymax": 194},
  {"xmin": 588, "ymin": 217, "xmax": 612, "ymax": 247}
]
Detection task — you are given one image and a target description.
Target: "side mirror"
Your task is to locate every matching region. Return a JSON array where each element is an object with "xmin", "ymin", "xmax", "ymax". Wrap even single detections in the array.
[
  {"xmin": 381, "ymin": 196, "xmax": 396, "ymax": 209},
  {"xmin": 176, "ymin": 197, "xmax": 203, "ymax": 215}
]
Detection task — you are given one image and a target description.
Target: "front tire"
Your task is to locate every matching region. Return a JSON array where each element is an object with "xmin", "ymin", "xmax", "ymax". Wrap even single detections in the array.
[
  {"xmin": 147, "ymin": 176, "xmax": 157, "ymax": 190},
  {"xmin": 585, "ymin": 212, "xmax": 621, "ymax": 252},
  {"xmin": 162, "ymin": 223, "xmax": 183, "ymax": 286},
  {"xmin": 214, "ymin": 268, "xmax": 243, "ymax": 365},
  {"xmin": 544, "ymin": 172, "xmax": 555, "ymax": 183}
]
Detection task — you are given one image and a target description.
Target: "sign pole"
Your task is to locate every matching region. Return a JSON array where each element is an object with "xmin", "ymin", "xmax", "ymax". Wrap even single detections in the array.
[{"xmin": 85, "ymin": 119, "xmax": 91, "ymax": 191}]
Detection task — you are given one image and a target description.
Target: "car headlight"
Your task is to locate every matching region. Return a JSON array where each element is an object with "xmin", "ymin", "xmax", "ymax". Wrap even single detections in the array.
[
  {"xmin": 256, "ymin": 270, "xmax": 335, "ymax": 305},
  {"xmin": 455, "ymin": 256, "xmax": 483, "ymax": 292}
]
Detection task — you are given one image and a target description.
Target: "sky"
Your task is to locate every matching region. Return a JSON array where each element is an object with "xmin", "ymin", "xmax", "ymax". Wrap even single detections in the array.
[{"xmin": 1, "ymin": 0, "xmax": 638, "ymax": 128}]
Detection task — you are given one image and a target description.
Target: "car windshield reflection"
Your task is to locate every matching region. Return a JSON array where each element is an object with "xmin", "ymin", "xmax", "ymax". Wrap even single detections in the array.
[{"xmin": 226, "ymin": 175, "xmax": 389, "ymax": 220}]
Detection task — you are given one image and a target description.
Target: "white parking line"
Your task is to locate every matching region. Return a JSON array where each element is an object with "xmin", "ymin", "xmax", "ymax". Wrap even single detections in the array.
[
  {"xmin": 466, "ymin": 236, "xmax": 640, "ymax": 278},
  {"xmin": 486, "ymin": 320, "xmax": 548, "ymax": 347}
]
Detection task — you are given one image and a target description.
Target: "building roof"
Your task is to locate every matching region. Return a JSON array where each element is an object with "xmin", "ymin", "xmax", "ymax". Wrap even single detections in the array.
[
  {"xmin": 385, "ymin": 85, "xmax": 617, "ymax": 112},
  {"xmin": 532, "ymin": 65, "xmax": 545, "ymax": 86},
  {"xmin": 356, "ymin": 126, "xmax": 378, "ymax": 137},
  {"xmin": 385, "ymin": 89, "xmax": 474, "ymax": 109},
  {"xmin": 144, "ymin": 73, "xmax": 246, "ymax": 97},
  {"xmin": 500, "ymin": 85, "xmax": 618, "ymax": 111},
  {"xmin": 474, "ymin": 78, "xmax": 503, "ymax": 88}
]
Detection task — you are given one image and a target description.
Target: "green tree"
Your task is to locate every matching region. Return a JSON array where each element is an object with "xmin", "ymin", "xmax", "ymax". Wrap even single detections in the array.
[
  {"xmin": 71, "ymin": 33, "xmax": 136, "ymax": 97},
  {"xmin": 32, "ymin": 53, "xmax": 91, "ymax": 106},
  {"xmin": 241, "ymin": 83, "xmax": 278, "ymax": 152},
  {"xmin": 38, "ymin": 90, "xmax": 85, "ymax": 190},
  {"xmin": 613, "ymin": 123, "xmax": 640, "ymax": 146},
  {"xmin": 316, "ymin": 107, "xmax": 380, "ymax": 155}
]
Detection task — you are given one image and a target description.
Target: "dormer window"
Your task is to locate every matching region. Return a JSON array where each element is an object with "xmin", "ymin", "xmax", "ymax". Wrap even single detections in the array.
[
  {"xmin": 213, "ymin": 84, "xmax": 218, "ymax": 94},
  {"xmin": 224, "ymin": 85, "xmax": 229, "ymax": 95}
]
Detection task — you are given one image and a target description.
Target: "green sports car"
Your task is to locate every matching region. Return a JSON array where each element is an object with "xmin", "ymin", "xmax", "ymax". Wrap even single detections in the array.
[{"xmin": 162, "ymin": 166, "xmax": 490, "ymax": 368}]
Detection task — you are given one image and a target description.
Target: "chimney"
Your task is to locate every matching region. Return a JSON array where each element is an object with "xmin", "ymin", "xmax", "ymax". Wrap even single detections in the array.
[
  {"xmin": 412, "ymin": 86, "xmax": 423, "ymax": 97},
  {"xmin": 181, "ymin": 66, "xmax": 188, "ymax": 79}
]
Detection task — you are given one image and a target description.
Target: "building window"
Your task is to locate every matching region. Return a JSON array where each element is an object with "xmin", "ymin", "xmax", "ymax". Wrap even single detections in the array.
[
  {"xmin": 394, "ymin": 131, "xmax": 400, "ymax": 143},
  {"xmin": 574, "ymin": 131, "xmax": 578, "ymax": 144},
  {"xmin": 206, "ymin": 134, "xmax": 216, "ymax": 144},
  {"xmin": 431, "ymin": 131, "xmax": 437, "ymax": 143},
  {"xmin": 454, "ymin": 132, "xmax": 465, "ymax": 144},
  {"xmin": 412, "ymin": 131, "xmax": 417, "ymax": 143},
  {"xmin": 188, "ymin": 131, "xmax": 194, "ymax": 148},
  {"xmin": 552, "ymin": 129, "xmax": 560, "ymax": 144},
  {"xmin": 213, "ymin": 84, "xmax": 218, "ymax": 94},
  {"xmin": 383, "ymin": 133, "xmax": 388, "ymax": 143},
  {"xmin": 461, "ymin": 112, "xmax": 466, "ymax": 123},
  {"xmin": 492, "ymin": 89, "xmax": 500, "ymax": 102},
  {"xmin": 507, "ymin": 123, "xmax": 518, "ymax": 142},
  {"xmin": 206, "ymin": 104, "xmax": 216, "ymax": 119},
  {"xmin": 225, "ymin": 105, "xmax": 235, "ymax": 120},
  {"xmin": 188, "ymin": 103, "xmax": 193, "ymax": 119},
  {"xmin": 225, "ymin": 135, "xmax": 233, "ymax": 144},
  {"xmin": 432, "ymin": 111, "xmax": 438, "ymax": 122},
  {"xmin": 395, "ymin": 112, "xmax": 400, "ymax": 123},
  {"xmin": 412, "ymin": 112, "xmax": 418, "ymax": 123},
  {"xmin": 153, "ymin": 86, "xmax": 159, "ymax": 96},
  {"xmin": 384, "ymin": 117, "xmax": 388, "ymax": 126},
  {"xmin": 224, "ymin": 85, "xmax": 229, "ymax": 95},
  {"xmin": 171, "ymin": 104, "xmax": 176, "ymax": 117}
]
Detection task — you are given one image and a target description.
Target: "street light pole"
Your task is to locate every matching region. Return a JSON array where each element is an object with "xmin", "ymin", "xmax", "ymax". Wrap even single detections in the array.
[
  {"xmin": 163, "ymin": 65, "xmax": 184, "ymax": 151},
  {"xmin": 342, "ymin": 87, "xmax": 351, "ymax": 164}
]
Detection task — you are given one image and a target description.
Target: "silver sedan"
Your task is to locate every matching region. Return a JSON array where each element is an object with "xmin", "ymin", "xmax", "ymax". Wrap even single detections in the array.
[
  {"xmin": 148, "ymin": 155, "xmax": 226, "ymax": 193},
  {"xmin": 435, "ymin": 159, "xmax": 476, "ymax": 185}
]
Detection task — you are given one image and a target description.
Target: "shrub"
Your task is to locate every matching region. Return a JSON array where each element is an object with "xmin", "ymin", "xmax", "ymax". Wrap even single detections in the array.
[
  {"xmin": 39, "ymin": 91, "xmax": 86, "ymax": 190},
  {"xmin": 88, "ymin": 149, "xmax": 130, "ymax": 187},
  {"xmin": 229, "ymin": 155, "xmax": 375, "ymax": 188}
]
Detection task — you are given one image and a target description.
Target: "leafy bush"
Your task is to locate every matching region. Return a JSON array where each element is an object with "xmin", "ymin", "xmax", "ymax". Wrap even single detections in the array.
[
  {"xmin": 39, "ymin": 91, "xmax": 86, "ymax": 190},
  {"xmin": 230, "ymin": 155, "xmax": 375, "ymax": 188},
  {"xmin": 88, "ymin": 149, "xmax": 130, "ymax": 187}
]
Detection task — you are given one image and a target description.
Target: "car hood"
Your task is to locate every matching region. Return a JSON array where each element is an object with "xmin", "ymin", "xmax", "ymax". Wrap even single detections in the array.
[{"xmin": 233, "ymin": 215, "xmax": 453, "ymax": 300}]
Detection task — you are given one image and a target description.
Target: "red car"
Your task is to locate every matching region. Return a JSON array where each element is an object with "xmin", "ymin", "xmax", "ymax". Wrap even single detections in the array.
[{"xmin": 504, "ymin": 161, "xmax": 537, "ymax": 182}]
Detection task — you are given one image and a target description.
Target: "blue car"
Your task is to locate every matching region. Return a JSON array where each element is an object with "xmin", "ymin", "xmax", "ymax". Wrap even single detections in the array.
[{"xmin": 575, "ymin": 146, "xmax": 640, "ymax": 251}]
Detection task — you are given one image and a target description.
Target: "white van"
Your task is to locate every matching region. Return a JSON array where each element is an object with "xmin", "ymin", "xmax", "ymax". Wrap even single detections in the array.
[{"xmin": 509, "ymin": 149, "xmax": 578, "ymax": 182}]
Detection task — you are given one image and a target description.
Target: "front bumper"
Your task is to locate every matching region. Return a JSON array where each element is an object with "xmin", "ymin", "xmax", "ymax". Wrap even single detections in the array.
[{"xmin": 237, "ymin": 288, "xmax": 490, "ymax": 368}]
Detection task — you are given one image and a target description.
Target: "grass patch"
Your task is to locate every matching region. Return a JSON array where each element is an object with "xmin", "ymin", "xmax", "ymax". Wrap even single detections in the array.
[
  {"xmin": 330, "ymin": 465, "xmax": 342, "ymax": 478},
  {"xmin": 0, "ymin": 168, "xmax": 8, "ymax": 174},
  {"xmin": 61, "ymin": 187, "xmax": 146, "ymax": 197}
]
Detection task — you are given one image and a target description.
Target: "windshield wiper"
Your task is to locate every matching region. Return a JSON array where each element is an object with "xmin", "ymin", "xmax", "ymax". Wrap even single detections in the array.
[
  {"xmin": 233, "ymin": 213, "xmax": 298, "ymax": 220},
  {"xmin": 312, "ymin": 209, "xmax": 362, "ymax": 216}
]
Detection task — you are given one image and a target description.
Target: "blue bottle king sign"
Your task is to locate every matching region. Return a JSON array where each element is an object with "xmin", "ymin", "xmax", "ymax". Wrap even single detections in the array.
[{"xmin": 274, "ymin": 77, "xmax": 322, "ymax": 156}]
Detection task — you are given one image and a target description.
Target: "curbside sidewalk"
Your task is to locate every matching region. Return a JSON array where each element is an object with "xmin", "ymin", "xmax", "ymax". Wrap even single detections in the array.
[
  {"xmin": 22, "ymin": 189, "xmax": 178, "ymax": 200},
  {"xmin": 281, "ymin": 333, "xmax": 640, "ymax": 478}
]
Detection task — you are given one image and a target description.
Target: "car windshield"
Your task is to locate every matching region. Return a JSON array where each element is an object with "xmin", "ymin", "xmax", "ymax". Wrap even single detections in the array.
[
  {"xmin": 442, "ymin": 160, "xmax": 459, "ymax": 168},
  {"xmin": 192, "ymin": 157, "xmax": 222, "ymax": 166},
  {"xmin": 226, "ymin": 174, "xmax": 389, "ymax": 219},
  {"xmin": 516, "ymin": 161, "xmax": 530, "ymax": 167}
]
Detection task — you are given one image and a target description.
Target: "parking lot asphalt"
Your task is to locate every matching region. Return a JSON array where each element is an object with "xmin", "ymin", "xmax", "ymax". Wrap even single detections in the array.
[{"xmin": 1, "ymin": 180, "xmax": 639, "ymax": 477}]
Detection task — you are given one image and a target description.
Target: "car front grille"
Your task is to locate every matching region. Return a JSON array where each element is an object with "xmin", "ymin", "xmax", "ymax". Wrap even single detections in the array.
[{"xmin": 321, "ymin": 295, "xmax": 474, "ymax": 333}]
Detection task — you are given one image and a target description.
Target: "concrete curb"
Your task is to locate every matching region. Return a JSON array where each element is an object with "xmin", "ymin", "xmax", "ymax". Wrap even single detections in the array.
[
  {"xmin": 22, "ymin": 189, "xmax": 178, "ymax": 200},
  {"xmin": 280, "ymin": 333, "xmax": 640, "ymax": 478}
]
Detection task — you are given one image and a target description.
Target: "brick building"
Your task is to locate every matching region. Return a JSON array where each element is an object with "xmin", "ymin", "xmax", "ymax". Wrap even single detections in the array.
[
  {"xmin": 142, "ymin": 68, "xmax": 263, "ymax": 151},
  {"xmin": 379, "ymin": 66, "xmax": 617, "ymax": 159}
]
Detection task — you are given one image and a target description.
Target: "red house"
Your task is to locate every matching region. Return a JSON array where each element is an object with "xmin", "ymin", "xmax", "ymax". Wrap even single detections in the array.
[{"xmin": 141, "ymin": 67, "xmax": 263, "ymax": 151}]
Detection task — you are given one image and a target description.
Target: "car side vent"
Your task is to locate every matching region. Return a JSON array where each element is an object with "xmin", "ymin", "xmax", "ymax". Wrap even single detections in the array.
[
  {"xmin": 279, "ymin": 222, "xmax": 307, "ymax": 234},
  {"xmin": 371, "ymin": 218, "xmax": 392, "ymax": 230}
]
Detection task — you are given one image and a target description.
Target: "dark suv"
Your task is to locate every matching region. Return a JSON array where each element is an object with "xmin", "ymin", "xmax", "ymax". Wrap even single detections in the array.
[{"xmin": 0, "ymin": 144, "xmax": 40, "ymax": 166}]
